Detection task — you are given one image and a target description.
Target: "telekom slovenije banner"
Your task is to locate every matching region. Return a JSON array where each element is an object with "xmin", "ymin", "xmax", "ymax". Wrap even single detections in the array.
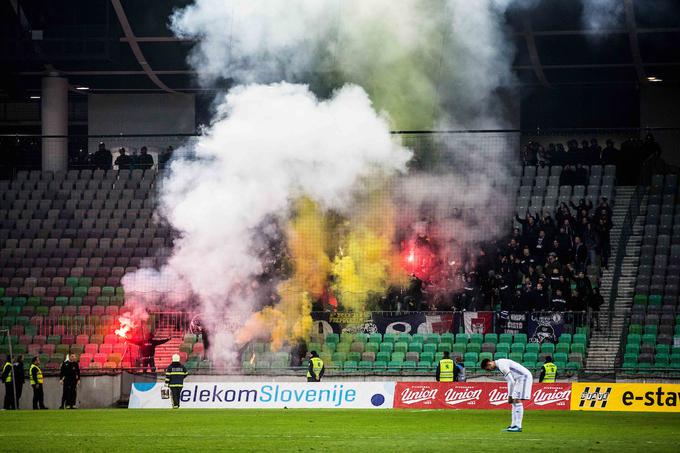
[{"xmin": 393, "ymin": 382, "xmax": 571, "ymax": 410}]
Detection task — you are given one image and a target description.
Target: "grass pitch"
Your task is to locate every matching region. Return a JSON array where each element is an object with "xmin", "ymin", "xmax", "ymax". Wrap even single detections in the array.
[{"xmin": 1, "ymin": 409, "xmax": 679, "ymax": 452}]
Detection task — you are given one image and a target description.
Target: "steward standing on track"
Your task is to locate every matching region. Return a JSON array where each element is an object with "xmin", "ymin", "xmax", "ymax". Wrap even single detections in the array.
[
  {"xmin": 59, "ymin": 353, "xmax": 80, "ymax": 409},
  {"xmin": 436, "ymin": 351, "xmax": 454, "ymax": 382},
  {"xmin": 165, "ymin": 354, "xmax": 188, "ymax": 409},
  {"xmin": 539, "ymin": 356, "xmax": 557, "ymax": 383},
  {"xmin": 2, "ymin": 355, "xmax": 16, "ymax": 409},
  {"xmin": 30, "ymin": 356, "xmax": 47, "ymax": 409},
  {"xmin": 307, "ymin": 351, "xmax": 324, "ymax": 382}
]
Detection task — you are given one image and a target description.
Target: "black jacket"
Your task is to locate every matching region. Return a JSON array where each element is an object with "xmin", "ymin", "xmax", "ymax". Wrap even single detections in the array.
[
  {"xmin": 59, "ymin": 361, "xmax": 80, "ymax": 385},
  {"xmin": 131, "ymin": 337, "xmax": 170, "ymax": 359},
  {"xmin": 165, "ymin": 362, "xmax": 189, "ymax": 387}
]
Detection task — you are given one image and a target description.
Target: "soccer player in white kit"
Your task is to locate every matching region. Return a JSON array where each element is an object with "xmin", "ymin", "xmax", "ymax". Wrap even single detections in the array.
[{"xmin": 481, "ymin": 358, "xmax": 533, "ymax": 432}]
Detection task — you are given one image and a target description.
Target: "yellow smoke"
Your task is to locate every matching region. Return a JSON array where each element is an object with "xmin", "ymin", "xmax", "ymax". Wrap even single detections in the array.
[
  {"xmin": 238, "ymin": 197, "xmax": 330, "ymax": 350},
  {"xmin": 332, "ymin": 187, "xmax": 407, "ymax": 310}
]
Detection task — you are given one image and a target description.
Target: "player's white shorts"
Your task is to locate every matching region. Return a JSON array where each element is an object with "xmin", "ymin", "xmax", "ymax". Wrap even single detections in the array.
[{"xmin": 510, "ymin": 376, "xmax": 533, "ymax": 400}]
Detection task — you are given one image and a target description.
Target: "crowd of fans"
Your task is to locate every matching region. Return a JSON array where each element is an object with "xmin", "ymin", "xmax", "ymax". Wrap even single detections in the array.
[
  {"xmin": 70, "ymin": 142, "xmax": 174, "ymax": 170},
  {"xmin": 521, "ymin": 134, "xmax": 662, "ymax": 184}
]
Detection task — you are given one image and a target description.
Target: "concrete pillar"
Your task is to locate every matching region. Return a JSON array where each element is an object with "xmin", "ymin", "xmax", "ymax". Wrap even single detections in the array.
[{"xmin": 41, "ymin": 76, "xmax": 69, "ymax": 171}]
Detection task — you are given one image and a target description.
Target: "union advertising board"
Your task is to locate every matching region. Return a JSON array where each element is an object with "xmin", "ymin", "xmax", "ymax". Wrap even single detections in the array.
[
  {"xmin": 571, "ymin": 383, "xmax": 680, "ymax": 413},
  {"xmin": 129, "ymin": 381, "xmax": 395, "ymax": 409},
  {"xmin": 393, "ymin": 382, "xmax": 571, "ymax": 410}
]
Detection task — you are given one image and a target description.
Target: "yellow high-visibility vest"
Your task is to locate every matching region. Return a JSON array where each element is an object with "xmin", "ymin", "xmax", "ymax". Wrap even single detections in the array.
[
  {"xmin": 438, "ymin": 359, "xmax": 454, "ymax": 382},
  {"xmin": 542, "ymin": 362, "xmax": 557, "ymax": 383},
  {"xmin": 307, "ymin": 357, "xmax": 324, "ymax": 379},
  {"xmin": 30, "ymin": 364, "xmax": 43, "ymax": 385},
  {"xmin": 2, "ymin": 362, "xmax": 12, "ymax": 383}
]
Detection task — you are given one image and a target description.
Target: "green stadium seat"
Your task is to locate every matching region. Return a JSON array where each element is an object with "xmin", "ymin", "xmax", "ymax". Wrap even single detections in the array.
[
  {"xmin": 452, "ymin": 343, "xmax": 466, "ymax": 354},
  {"xmin": 633, "ymin": 294, "xmax": 648, "ymax": 305},
  {"xmin": 464, "ymin": 360, "xmax": 477, "ymax": 370},
  {"xmin": 417, "ymin": 361, "xmax": 432, "ymax": 371},
  {"xmin": 656, "ymin": 344, "xmax": 670, "ymax": 354},
  {"xmin": 68, "ymin": 297, "xmax": 82, "ymax": 306},
  {"xmin": 423, "ymin": 343, "xmax": 437, "ymax": 354},
  {"xmin": 522, "ymin": 361, "xmax": 537, "ymax": 371},
  {"xmin": 627, "ymin": 324, "xmax": 642, "ymax": 335},
  {"xmin": 354, "ymin": 333, "xmax": 368, "ymax": 343},
  {"xmin": 420, "ymin": 352, "xmax": 434, "ymax": 363},
  {"xmin": 395, "ymin": 333, "xmax": 412, "ymax": 344},
  {"xmin": 408, "ymin": 342, "xmax": 423, "ymax": 353},
  {"xmin": 321, "ymin": 343, "xmax": 336, "ymax": 353},
  {"xmin": 434, "ymin": 352, "xmax": 444, "ymax": 362},
  {"xmin": 541, "ymin": 343, "xmax": 555, "ymax": 354},
  {"xmin": 455, "ymin": 333, "xmax": 468, "ymax": 344},
  {"xmin": 554, "ymin": 352, "xmax": 568, "ymax": 363},
  {"xmin": 509, "ymin": 352, "xmax": 523, "ymax": 362},
  {"xmin": 387, "ymin": 361, "xmax": 402, "ymax": 372},
  {"xmin": 621, "ymin": 362, "xmax": 636, "ymax": 373},
  {"xmin": 571, "ymin": 344, "xmax": 586, "ymax": 354},
  {"xmin": 382, "ymin": 333, "xmax": 397, "ymax": 344},
  {"xmin": 369, "ymin": 333, "xmax": 382, "ymax": 343},
  {"xmin": 494, "ymin": 352, "xmax": 508, "ymax": 360},
  {"xmin": 343, "ymin": 361, "xmax": 358, "ymax": 371},
  {"xmin": 466, "ymin": 343, "xmax": 481, "ymax": 354},
  {"xmin": 479, "ymin": 352, "xmax": 493, "ymax": 362},
  {"xmin": 379, "ymin": 342, "xmax": 394, "ymax": 353},
  {"xmin": 363, "ymin": 342, "xmax": 378, "ymax": 354},
  {"xmin": 464, "ymin": 352, "xmax": 478, "ymax": 362},
  {"xmin": 525, "ymin": 343, "xmax": 539, "ymax": 354},
  {"xmin": 648, "ymin": 295, "xmax": 662, "ymax": 306},
  {"xmin": 325, "ymin": 333, "xmax": 339, "ymax": 344},
  {"xmin": 470, "ymin": 333, "xmax": 483, "ymax": 344},
  {"xmin": 496, "ymin": 343, "xmax": 510, "ymax": 354},
  {"xmin": 499, "ymin": 333, "xmax": 513, "ymax": 345},
  {"xmin": 511, "ymin": 343, "xmax": 525, "ymax": 353},
  {"xmin": 440, "ymin": 333, "xmax": 454, "ymax": 344},
  {"xmin": 558, "ymin": 333, "xmax": 572, "ymax": 344},
  {"xmin": 358, "ymin": 361, "xmax": 373, "ymax": 371},
  {"xmin": 566, "ymin": 362, "xmax": 581, "ymax": 371},
  {"xmin": 572, "ymin": 334, "xmax": 587, "ymax": 345},
  {"xmin": 376, "ymin": 352, "xmax": 391, "ymax": 362},
  {"xmin": 54, "ymin": 296, "xmax": 68, "ymax": 306},
  {"xmin": 391, "ymin": 352, "xmax": 405, "ymax": 362},
  {"xmin": 73, "ymin": 287, "xmax": 88, "ymax": 298},
  {"xmin": 402, "ymin": 360, "xmax": 416, "ymax": 370},
  {"xmin": 394, "ymin": 342, "xmax": 408, "ymax": 354},
  {"xmin": 340, "ymin": 333, "xmax": 354, "ymax": 344},
  {"xmin": 654, "ymin": 353, "xmax": 670, "ymax": 365},
  {"xmin": 641, "ymin": 334, "xmax": 657, "ymax": 344},
  {"xmin": 412, "ymin": 334, "xmax": 425, "ymax": 344},
  {"xmin": 644, "ymin": 325, "xmax": 658, "ymax": 335},
  {"xmin": 331, "ymin": 352, "xmax": 347, "ymax": 362},
  {"xmin": 524, "ymin": 352, "xmax": 538, "ymax": 363},
  {"xmin": 514, "ymin": 333, "xmax": 527, "ymax": 344},
  {"xmin": 437, "ymin": 343, "xmax": 452, "ymax": 353},
  {"xmin": 373, "ymin": 361, "xmax": 387, "ymax": 371},
  {"xmin": 626, "ymin": 334, "xmax": 641, "ymax": 344},
  {"xmin": 347, "ymin": 352, "xmax": 361, "ymax": 362},
  {"xmin": 483, "ymin": 333, "xmax": 498, "ymax": 344},
  {"xmin": 425, "ymin": 334, "xmax": 440, "ymax": 344},
  {"xmin": 637, "ymin": 362, "xmax": 652, "ymax": 373},
  {"xmin": 27, "ymin": 296, "xmax": 41, "ymax": 307}
]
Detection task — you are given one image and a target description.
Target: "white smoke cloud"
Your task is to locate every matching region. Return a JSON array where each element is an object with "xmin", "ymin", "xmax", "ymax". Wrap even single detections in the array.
[
  {"xmin": 580, "ymin": 0, "xmax": 624, "ymax": 31},
  {"xmin": 123, "ymin": 83, "xmax": 411, "ymax": 363}
]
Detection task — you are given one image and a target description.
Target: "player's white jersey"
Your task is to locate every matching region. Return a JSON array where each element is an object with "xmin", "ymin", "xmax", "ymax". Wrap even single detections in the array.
[{"xmin": 495, "ymin": 358, "xmax": 532, "ymax": 382}]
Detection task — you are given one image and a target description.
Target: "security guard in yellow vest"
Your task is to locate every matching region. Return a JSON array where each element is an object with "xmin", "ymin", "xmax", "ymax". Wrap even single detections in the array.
[
  {"xmin": 307, "ymin": 351, "xmax": 325, "ymax": 382},
  {"xmin": 30, "ymin": 356, "xmax": 47, "ymax": 410},
  {"xmin": 2, "ymin": 355, "xmax": 16, "ymax": 410},
  {"xmin": 539, "ymin": 356, "xmax": 557, "ymax": 383},
  {"xmin": 436, "ymin": 351, "xmax": 455, "ymax": 382}
]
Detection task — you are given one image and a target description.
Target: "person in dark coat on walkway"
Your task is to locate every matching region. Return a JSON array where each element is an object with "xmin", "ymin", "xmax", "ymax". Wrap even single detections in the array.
[{"xmin": 59, "ymin": 354, "xmax": 80, "ymax": 409}]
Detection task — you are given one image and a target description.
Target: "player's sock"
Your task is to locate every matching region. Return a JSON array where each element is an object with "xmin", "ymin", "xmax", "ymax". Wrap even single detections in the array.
[
  {"xmin": 510, "ymin": 406, "xmax": 517, "ymax": 427},
  {"xmin": 513, "ymin": 402, "xmax": 524, "ymax": 429}
]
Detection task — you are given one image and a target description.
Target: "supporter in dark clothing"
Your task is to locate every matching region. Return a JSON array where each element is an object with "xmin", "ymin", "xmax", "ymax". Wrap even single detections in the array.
[
  {"xmin": 589, "ymin": 139, "xmax": 602, "ymax": 164},
  {"xmin": 59, "ymin": 354, "xmax": 80, "ymax": 409},
  {"xmin": 595, "ymin": 215, "xmax": 613, "ymax": 269},
  {"xmin": 530, "ymin": 282, "xmax": 549, "ymax": 311},
  {"xmin": 519, "ymin": 246, "xmax": 537, "ymax": 275},
  {"xmin": 137, "ymin": 146, "xmax": 155, "ymax": 170},
  {"xmin": 506, "ymin": 238, "xmax": 521, "ymax": 258},
  {"xmin": 555, "ymin": 228, "xmax": 573, "ymax": 263},
  {"xmin": 114, "ymin": 148, "xmax": 133, "ymax": 170},
  {"xmin": 515, "ymin": 214, "xmax": 539, "ymax": 244},
  {"xmin": 551, "ymin": 289, "xmax": 568, "ymax": 312},
  {"xmin": 12, "ymin": 355, "xmax": 25, "ymax": 408},
  {"xmin": 589, "ymin": 287, "xmax": 605, "ymax": 331},
  {"xmin": 158, "ymin": 145, "xmax": 173, "ymax": 169},
  {"xmin": 130, "ymin": 333, "xmax": 171, "ymax": 373},
  {"xmin": 573, "ymin": 236, "xmax": 588, "ymax": 271},
  {"xmin": 93, "ymin": 142, "xmax": 113, "ymax": 170},
  {"xmin": 538, "ymin": 212, "xmax": 556, "ymax": 240},
  {"xmin": 570, "ymin": 199, "xmax": 593, "ymax": 221},
  {"xmin": 559, "ymin": 165, "xmax": 576, "ymax": 186},
  {"xmin": 544, "ymin": 253, "xmax": 562, "ymax": 279},
  {"xmin": 533, "ymin": 230, "xmax": 549, "ymax": 263},
  {"xmin": 574, "ymin": 271, "xmax": 593, "ymax": 304},
  {"xmin": 601, "ymin": 140, "xmax": 618, "ymax": 165},
  {"xmin": 643, "ymin": 133, "xmax": 662, "ymax": 160},
  {"xmin": 516, "ymin": 279, "xmax": 534, "ymax": 311},
  {"xmin": 574, "ymin": 164, "xmax": 589, "ymax": 186},
  {"xmin": 595, "ymin": 199, "xmax": 613, "ymax": 222}
]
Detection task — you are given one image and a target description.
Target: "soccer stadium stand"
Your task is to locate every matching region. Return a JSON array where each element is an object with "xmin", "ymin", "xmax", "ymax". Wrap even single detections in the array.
[{"xmin": 621, "ymin": 174, "xmax": 680, "ymax": 373}]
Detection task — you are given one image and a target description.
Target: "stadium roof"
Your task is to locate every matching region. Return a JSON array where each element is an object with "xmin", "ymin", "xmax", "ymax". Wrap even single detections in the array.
[{"xmin": 1, "ymin": 0, "xmax": 679, "ymax": 99}]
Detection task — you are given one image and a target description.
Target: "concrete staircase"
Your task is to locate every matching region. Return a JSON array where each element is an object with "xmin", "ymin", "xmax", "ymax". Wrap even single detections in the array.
[{"xmin": 585, "ymin": 186, "xmax": 640, "ymax": 371}]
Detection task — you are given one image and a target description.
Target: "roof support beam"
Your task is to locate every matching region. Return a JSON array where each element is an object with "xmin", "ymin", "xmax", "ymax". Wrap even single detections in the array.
[
  {"xmin": 110, "ymin": 0, "xmax": 176, "ymax": 93},
  {"xmin": 623, "ymin": 0, "xmax": 647, "ymax": 83},
  {"xmin": 522, "ymin": 16, "xmax": 551, "ymax": 88}
]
